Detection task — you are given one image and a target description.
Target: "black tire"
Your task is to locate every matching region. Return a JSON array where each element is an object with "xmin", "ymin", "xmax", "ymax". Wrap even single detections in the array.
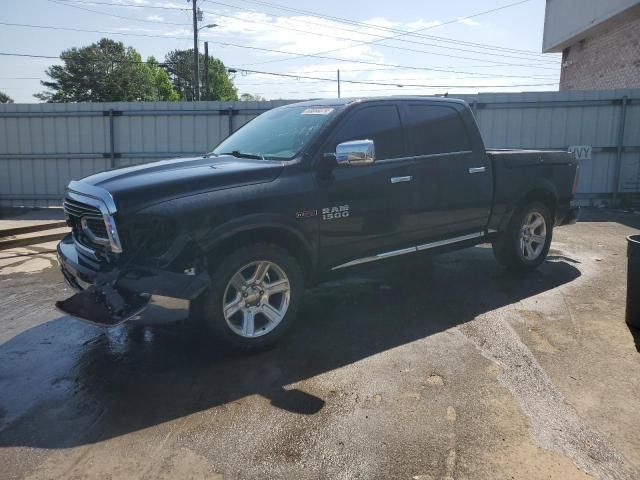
[
  {"xmin": 190, "ymin": 243, "xmax": 304, "ymax": 352},
  {"xmin": 492, "ymin": 201, "xmax": 553, "ymax": 272}
]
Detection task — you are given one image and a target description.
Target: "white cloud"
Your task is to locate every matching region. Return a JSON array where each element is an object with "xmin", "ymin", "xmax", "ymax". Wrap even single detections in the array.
[
  {"xmin": 146, "ymin": 15, "xmax": 164, "ymax": 22},
  {"xmin": 457, "ymin": 18, "xmax": 480, "ymax": 27},
  {"xmin": 200, "ymin": 12, "xmax": 434, "ymax": 63}
]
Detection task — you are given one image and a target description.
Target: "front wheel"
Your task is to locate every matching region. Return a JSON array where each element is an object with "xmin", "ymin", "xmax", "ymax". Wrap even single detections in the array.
[
  {"xmin": 492, "ymin": 201, "xmax": 553, "ymax": 271},
  {"xmin": 191, "ymin": 243, "xmax": 304, "ymax": 352}
]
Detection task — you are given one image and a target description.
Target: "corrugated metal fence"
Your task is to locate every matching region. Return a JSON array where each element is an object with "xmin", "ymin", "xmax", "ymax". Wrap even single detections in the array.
[
  {"xmin": 457, "ymin": 89, "xmax": 640, "ymax": 205},
  {"xmin": 0, "ymin": 100, "xmax": 294, "ymax": 207},
  {"xmin": 1, "ymin": 90, "xmax": 639, "ymax": 207}
]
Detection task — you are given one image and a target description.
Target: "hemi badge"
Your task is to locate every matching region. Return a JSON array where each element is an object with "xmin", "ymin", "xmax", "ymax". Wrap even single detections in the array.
[{"xmin": 296, "ymin": 210, "xmax": 318, "ymax": 219}]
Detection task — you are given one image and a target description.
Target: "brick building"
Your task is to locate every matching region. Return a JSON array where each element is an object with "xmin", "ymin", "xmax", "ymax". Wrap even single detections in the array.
[{"xmin": 543, "ymin": 0, "xmax": 640, "ymax": 90}]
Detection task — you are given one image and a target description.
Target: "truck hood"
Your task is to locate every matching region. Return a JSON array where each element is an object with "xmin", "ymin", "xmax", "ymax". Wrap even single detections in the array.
[{"xmin": 81, "ymin": 155, "xmax": 284, "ymax": 213}]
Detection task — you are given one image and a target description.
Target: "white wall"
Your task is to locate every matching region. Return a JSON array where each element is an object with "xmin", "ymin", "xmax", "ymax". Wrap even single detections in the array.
[{"xmin": 543, "ymin": 0, "xmax": 640, "ymax": 52}]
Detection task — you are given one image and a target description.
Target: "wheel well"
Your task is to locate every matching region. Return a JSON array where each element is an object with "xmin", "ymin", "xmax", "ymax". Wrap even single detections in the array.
[
  {"xmin": 206, "ymin": 227, "xmax": 314, "ymax": 283},
  {"xmin": 520, "ymin": 189, "xmax": 557, "ymax": 217},
  {"xmin": 498, "ymin": 189, "xmax": 557, "ymax": 232}
]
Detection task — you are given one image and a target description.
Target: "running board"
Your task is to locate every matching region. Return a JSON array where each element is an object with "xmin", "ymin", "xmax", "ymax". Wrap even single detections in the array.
[{"xmin": 332, "ymin": 231, "xmax": 489, "ymax": 270}]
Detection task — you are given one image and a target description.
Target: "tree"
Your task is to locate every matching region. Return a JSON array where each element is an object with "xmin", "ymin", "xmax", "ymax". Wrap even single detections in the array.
[
  {"xmin": 35, "ymin": 38, "xmax": 179, "ymax": 102},
  {"xmin": 147, "ymin": 57, "xmax": 180, "ymax": 102},
  {"xmin": 240, "ymin": 93, "xmax": 266, "ymax": 101},
  {"xmin": 0, "ymin": 91, "xmax": 13, "ymax": 104},
  {"xmin": 163, "ymin": 49, "xmax": 238, "ymax": 101}
]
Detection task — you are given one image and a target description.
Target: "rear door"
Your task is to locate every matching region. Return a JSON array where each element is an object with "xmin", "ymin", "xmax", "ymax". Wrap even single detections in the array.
[
  {"xmin": 405, "ymin": 102, "xmax": 492, "ymax": 240},
  {"xmin": 317, "ymin": 102, "xmax": 416, "ymax": 268}
]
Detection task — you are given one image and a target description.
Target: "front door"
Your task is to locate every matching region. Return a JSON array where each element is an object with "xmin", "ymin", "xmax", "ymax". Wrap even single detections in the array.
[{"xmin": 316, "ymin": 103, "xmax": 416, "ymax": 269}]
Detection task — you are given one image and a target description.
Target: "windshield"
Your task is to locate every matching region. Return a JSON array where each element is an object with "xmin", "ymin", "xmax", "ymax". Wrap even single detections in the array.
[{"xmin": 211, "ymin": 105, "xmax": 338, "ymax": 160}]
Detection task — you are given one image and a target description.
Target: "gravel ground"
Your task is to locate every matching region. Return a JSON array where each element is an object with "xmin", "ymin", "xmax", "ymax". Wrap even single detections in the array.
[{"xmin": 0, "ymin": 209, "xmax": 638, "ymax": 480}]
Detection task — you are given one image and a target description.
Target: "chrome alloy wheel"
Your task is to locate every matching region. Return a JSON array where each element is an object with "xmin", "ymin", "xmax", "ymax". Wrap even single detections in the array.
[
  {"xmin": 222, "ymin": 261, "xmax": 291, "ymax": 338},
  {"xmin": 519, "ymin": 211, "xmax": 547, "ymax": 260}
]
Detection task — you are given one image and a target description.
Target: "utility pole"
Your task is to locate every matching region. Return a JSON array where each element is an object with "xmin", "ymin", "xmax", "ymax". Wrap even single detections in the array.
[
  {"xmin": 337, "ymin": 69, "xmax": 341, "ymax": 98},
  {"xmin": 204, "ymin": 41, "xmax": 210, "ymax": 101},
  {"xmin": 191, "ymin": 0, "xmax": 200, "ymax": 101}
]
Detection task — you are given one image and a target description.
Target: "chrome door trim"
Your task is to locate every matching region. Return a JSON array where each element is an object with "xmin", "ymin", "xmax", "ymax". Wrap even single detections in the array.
[
  {"xmin": 390, "ymin": 176, "xmax": 413, "ymax": 184},
  {"xmin": 407, "ymin": 150, "xmax": 473, "ymax": 161},
  {"xmin": 331, "ymin": 231, "xmax": 487, "ymax": 270},
  {"xmin": 468, "ymin": 166, "xmax": 486, "ymax": 174},
  {"xmin": 416, "ymin": 232, "xmax": 485, "ymax": 251}
]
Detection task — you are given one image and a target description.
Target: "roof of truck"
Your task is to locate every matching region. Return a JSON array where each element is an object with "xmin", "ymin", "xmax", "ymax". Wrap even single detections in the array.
[{"xmin": 283, "ymin": 96, "xmax": 469, "ymax": 108}]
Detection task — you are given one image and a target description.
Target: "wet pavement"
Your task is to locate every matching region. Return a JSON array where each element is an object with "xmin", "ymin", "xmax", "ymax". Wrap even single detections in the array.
[{"xmin": 1, "ymin": 209, "xmax": 639, "ymax": 479}]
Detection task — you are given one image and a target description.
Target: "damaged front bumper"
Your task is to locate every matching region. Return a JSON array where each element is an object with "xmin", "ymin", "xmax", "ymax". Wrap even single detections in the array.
[{"xmin": 56, "ymin": 234, "xmax": 210, "ymax": 327}]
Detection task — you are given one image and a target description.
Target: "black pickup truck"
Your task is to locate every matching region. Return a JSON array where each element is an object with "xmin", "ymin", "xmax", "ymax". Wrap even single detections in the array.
[{"xmin": 57, "ymin": 97, "xmax": 579, "ymax": 350}]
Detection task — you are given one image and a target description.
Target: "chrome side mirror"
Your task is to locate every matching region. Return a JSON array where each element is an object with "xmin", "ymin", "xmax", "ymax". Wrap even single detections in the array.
[{"xmin": 335, "ymin": 139, "xmax": 375, "ymax": 166}]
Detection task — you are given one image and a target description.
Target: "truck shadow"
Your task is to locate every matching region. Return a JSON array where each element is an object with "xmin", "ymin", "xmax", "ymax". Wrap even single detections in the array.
[{"xmin": 0, "ymin": 246, "xmax": 580, "ymax": 449}]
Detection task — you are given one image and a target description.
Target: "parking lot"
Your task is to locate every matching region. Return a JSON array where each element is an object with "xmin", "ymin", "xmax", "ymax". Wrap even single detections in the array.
[{"xmin": 0, "ymin": 209, "xmax": 639, "ymax": 480}]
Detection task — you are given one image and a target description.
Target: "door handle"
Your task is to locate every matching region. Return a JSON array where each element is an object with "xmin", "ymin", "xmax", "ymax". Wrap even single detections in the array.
[
  {"xmin": 468, "ymin": 166, "xmax": 486, "ymax": 174},
  {"xmin": 390, "ymin": 176, "xmax": 413, "ymax": 184}
]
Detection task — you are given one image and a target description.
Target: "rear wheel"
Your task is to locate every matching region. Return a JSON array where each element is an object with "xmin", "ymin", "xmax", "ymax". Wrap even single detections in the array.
[
  {"xmin": 492, "ymin": 201, "xmax": 553, "ymax": 271},
  {"xmin": 191, "ymin": 243, "xmax": 303, "ymax": 351}
]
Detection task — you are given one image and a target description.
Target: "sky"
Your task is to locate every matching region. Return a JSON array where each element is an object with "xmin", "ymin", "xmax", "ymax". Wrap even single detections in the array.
[{"xmin": 0, "ymin": 0, "xmax": 561, "ymax": 103}]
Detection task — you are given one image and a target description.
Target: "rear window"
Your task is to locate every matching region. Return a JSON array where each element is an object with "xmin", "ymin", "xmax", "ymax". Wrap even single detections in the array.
[{"xmin": 406, "ymin": 104, "xmax": 471, "ymax": 156}]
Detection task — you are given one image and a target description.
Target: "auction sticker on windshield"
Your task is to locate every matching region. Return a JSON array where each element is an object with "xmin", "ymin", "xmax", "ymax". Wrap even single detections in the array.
[{"xmin": 302, "ymin": 107, "xmax": 334, "ymax": 115}]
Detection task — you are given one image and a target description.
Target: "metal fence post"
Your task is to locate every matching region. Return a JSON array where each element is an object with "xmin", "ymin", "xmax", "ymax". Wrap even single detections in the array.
[
  {"xmin": 108, "ymin": 108, "xmax": 116, "ymax": 169},
  {"xmin": 613, "ymin": 96, "xmax": 629, "ymax": 205},
  {"xmin": 228, "ymin": 106, "xmax": 234, "ymax": 136}
]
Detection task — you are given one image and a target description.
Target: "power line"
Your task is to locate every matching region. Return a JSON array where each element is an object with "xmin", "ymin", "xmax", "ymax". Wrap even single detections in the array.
[
  {"xmin": 0, "ymin": 52, "xmax": 558, "ymax": 88},
  {"xmin": 0, "ymin": 52, "xmax": 557, "ymax": 82},
  {"xmin": 0, "ymin": 51, "xmax": 179, "ymax": 65},
  {"xmin": 48, "ymin": 0, "xmax": 190, "ymax": 26},
  {"xmin": 238, "ymin": 0, "xmax": 540, "ymax": 67},
  {"xmin": 202, "ymin": 7, "xmax": 558, "ymax": 68},
  {"xmin": 287, "ymin": 67, "xmax": 559, "ymax": 76},
  {"xmin": 228, "ymin": 67, "xmax": 557, "ymax": 89},
  {"xmin": 63, "ymin": 0, "xmax": 558, "ymax": 63},
  {"xmin": 0, "ymin": 52, "xmax": 60, "ymax": 60},
  {"xmin": 233, "ymin": 73, "xmax": 558, "ymax": 86},
  {"xmin": 234, "ymin": 0, "xmax": 551, "ymax": 58},
  {"xmin": 53, "ymin": 0, "xmax": 189, "ymax": 11},
  {"xmin": 0, "ymin": 23, "xmax": 559, "ymax": 79},
  {"xmin": 201, "ymin": 0, "xmax": 556, "ymax": 65}
]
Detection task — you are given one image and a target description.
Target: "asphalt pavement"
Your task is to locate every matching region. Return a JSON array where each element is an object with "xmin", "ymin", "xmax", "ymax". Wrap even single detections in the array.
[{"xmin": 0, "ymin": 209, "xmax": 639, "ymax": 480}]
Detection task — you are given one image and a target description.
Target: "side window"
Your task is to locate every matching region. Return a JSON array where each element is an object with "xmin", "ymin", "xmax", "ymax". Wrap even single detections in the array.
[
  {"xmin": 407, "ymin": 104, "xmax": 471, "ymax": 156},
  {"xmin": 332, "ymin": 105, "xmax": 405, "ymax": 160}
]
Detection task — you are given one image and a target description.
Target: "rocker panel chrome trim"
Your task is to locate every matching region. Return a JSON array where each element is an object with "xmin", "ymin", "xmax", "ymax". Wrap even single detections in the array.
[
  {"xmin": 331, "ymin": 246, "xmax": 417, "ymax": 270},
  {"xmin": 416, "ymin": 232, "xmax": 485, "ymax": 251},
  {"xmin": 332, "ymin": 232, "xmax": 486, "ymax": 270}
]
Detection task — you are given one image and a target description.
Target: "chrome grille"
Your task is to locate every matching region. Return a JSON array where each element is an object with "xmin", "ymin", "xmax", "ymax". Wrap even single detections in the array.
[
  {"xmin": 83, "ymin": 217, "xmax": 108, "ymax": 239},
  {"xmin": 64, "ymin": 182, "xmax": 123, "ymax": 254},
  {"xmin": 64, "ymin": 197, "xmax": 110, "ymax": 250},
  {"xmin": 64, "ymin": 197, "xmax": 101, "ymax": 219}
]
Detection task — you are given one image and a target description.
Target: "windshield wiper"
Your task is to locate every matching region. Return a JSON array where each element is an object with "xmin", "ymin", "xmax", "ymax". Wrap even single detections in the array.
[{"xmin": 220, "ymin": 150, "xmax": 265, "ymax": 160}]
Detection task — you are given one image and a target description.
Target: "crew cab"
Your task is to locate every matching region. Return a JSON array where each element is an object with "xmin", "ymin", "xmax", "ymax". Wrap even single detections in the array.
[{"xmin": 56, "ymin": 97, "xmax": 579, "ymax": 350}]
